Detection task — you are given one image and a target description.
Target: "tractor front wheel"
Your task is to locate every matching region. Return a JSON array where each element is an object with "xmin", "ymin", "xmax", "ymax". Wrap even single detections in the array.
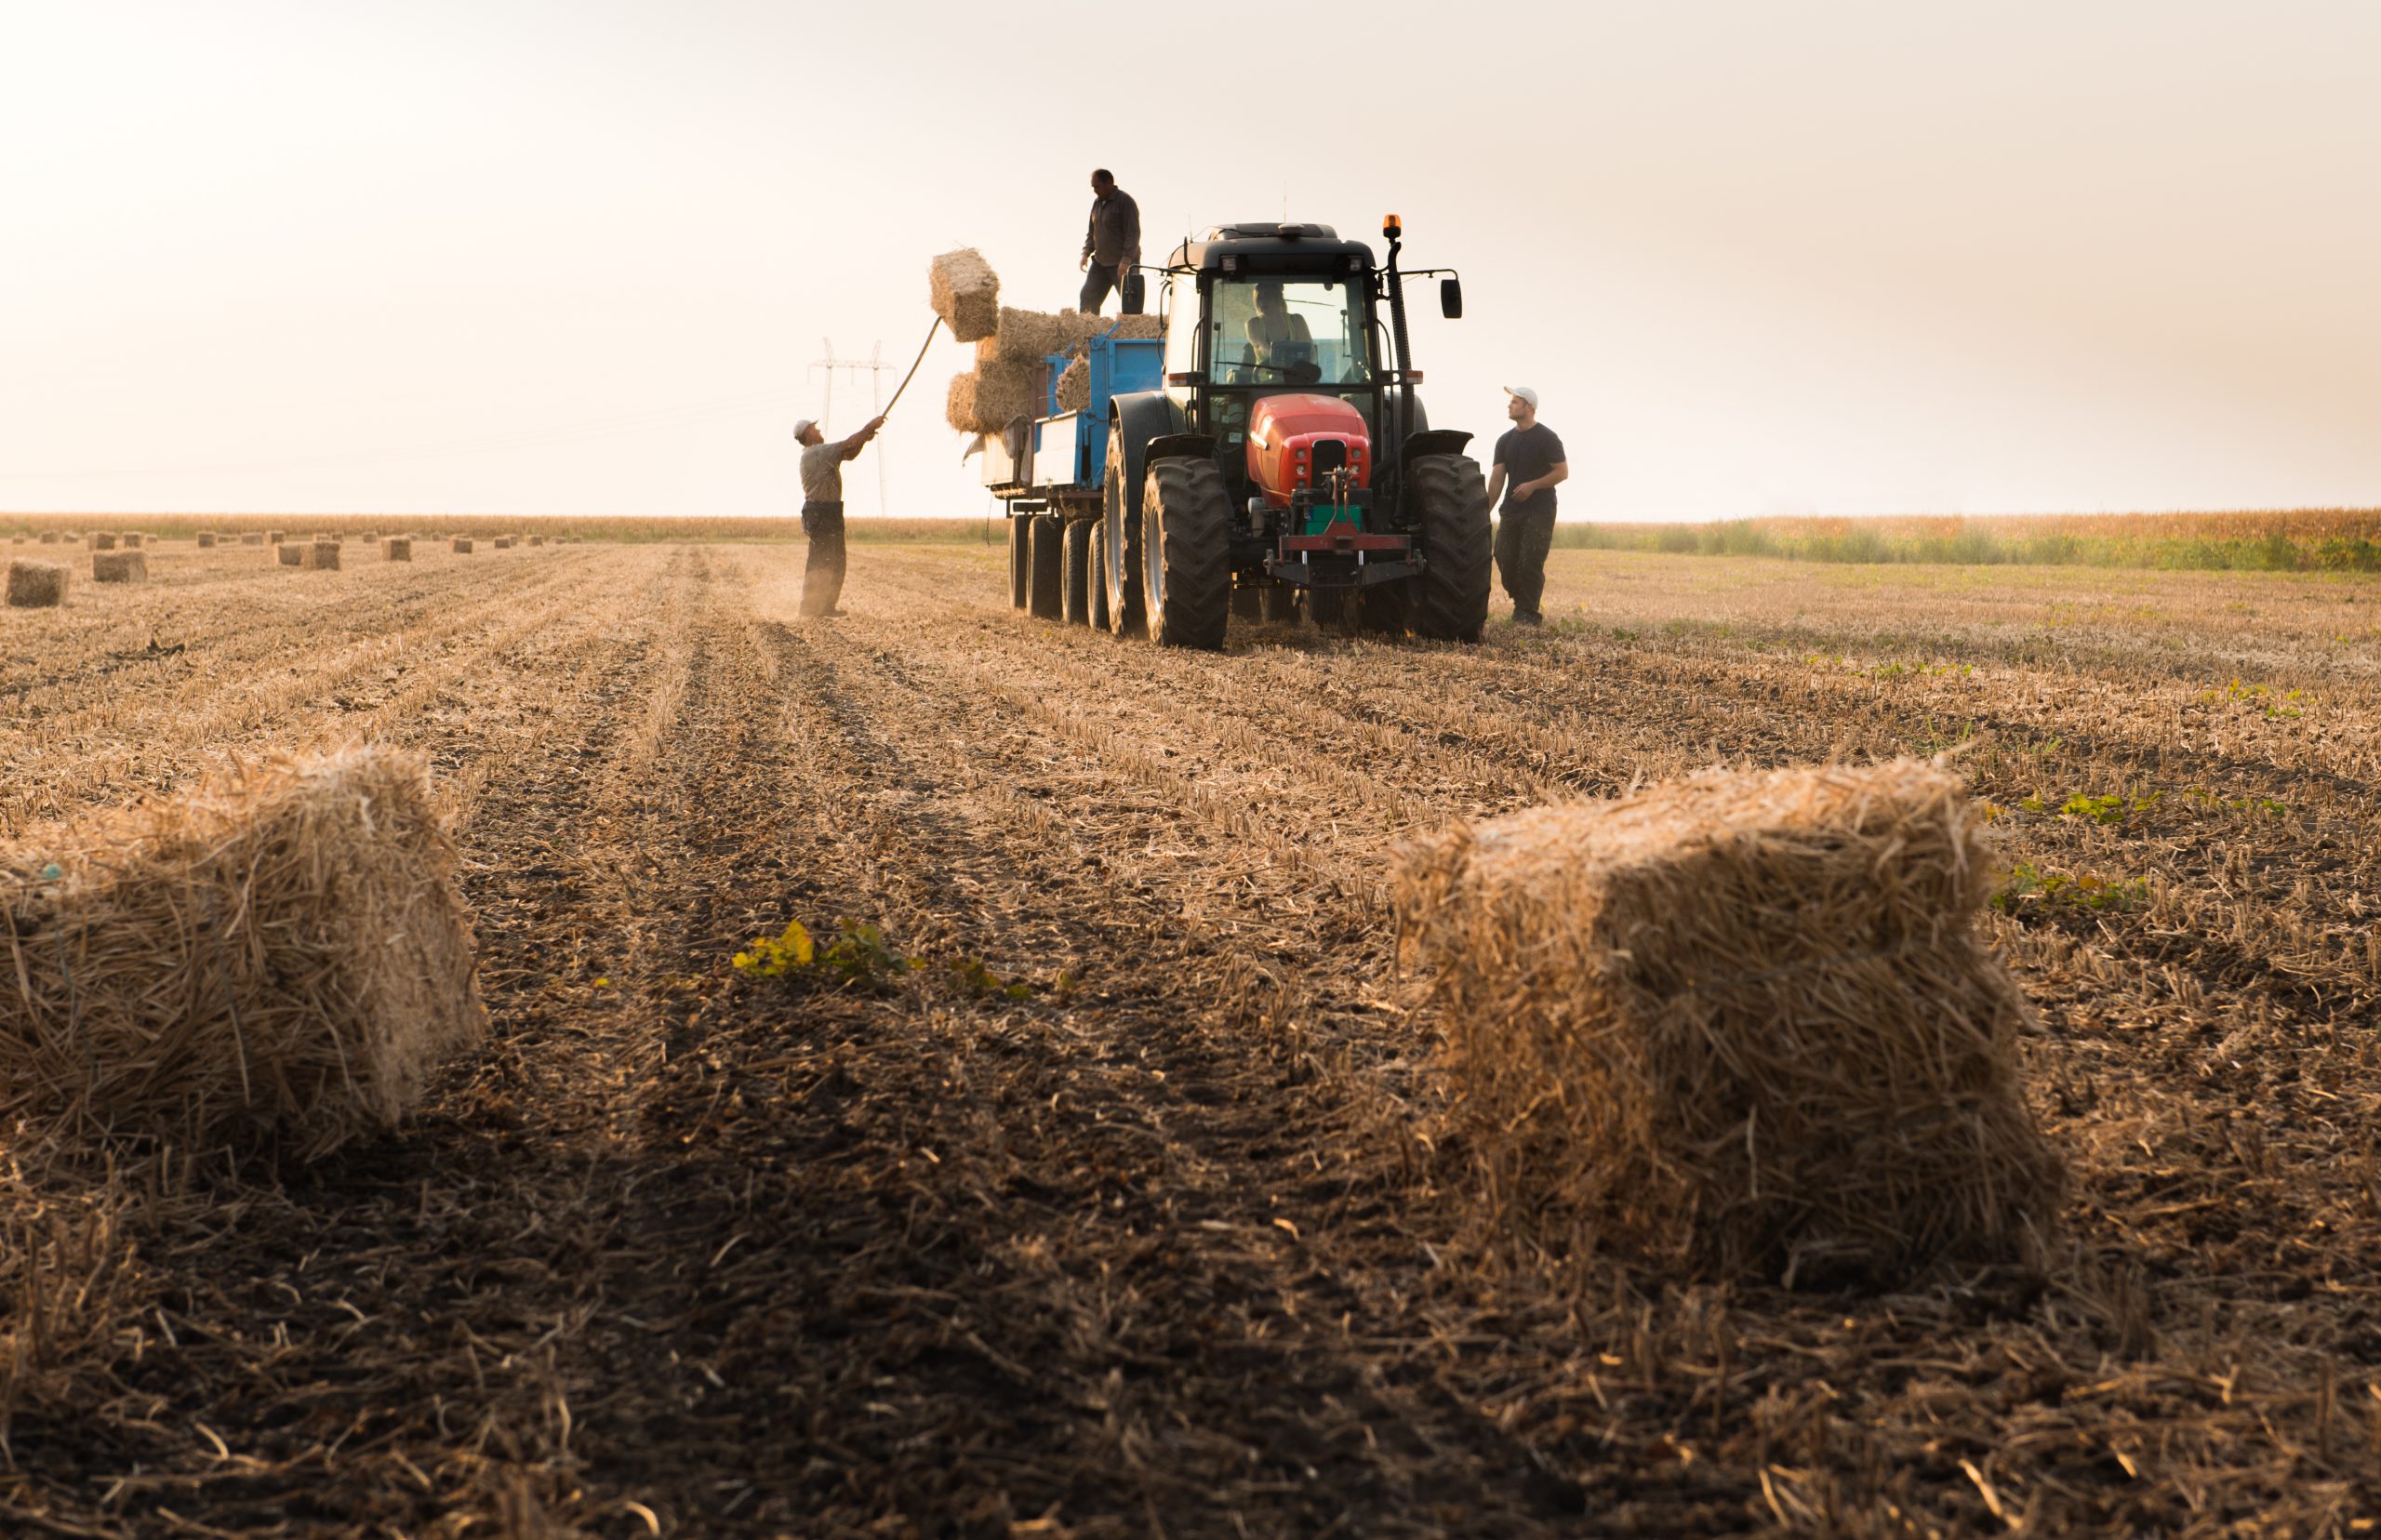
[
  {"xmin": 1141, "ymin": 458, "xmax": 1231, "ymax": 649},
  {"xmin": 1406, "ymin": 454, "xmax": 1493, "ymax": 642}
]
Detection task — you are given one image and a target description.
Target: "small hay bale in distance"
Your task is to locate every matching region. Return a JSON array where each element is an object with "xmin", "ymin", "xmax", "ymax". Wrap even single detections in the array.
[
  {"xmin": 382, "ymin": 537, "xmax": 412, "ymax": 562},
  {"xmin": 268, "ymin": 530, "xmax": 286, "ymax": 543},
  {"xmin": 121, "ymin": 532, "xmax": 143, "ymax": 548},
  {"xmin": 527, "ymin": 534, "xmax": 545, "ymax": 546},
  {"xmin": 91, "ymin": 532, "xmax": 118, "ymax": 551},
  {"xmin": 239, "ymin": 532, "xmax": 265, "ymax": 546},
  {"xmin": 451, "ymin": 537, "xmax": 474, "ymax": 554},
  {"xmin": 90, "ymin": 551, "xmax": 146, "ymax": 583},
  {"xmin": 277, "ymin": 543, "xmax": 305, "ymax": 566},
  {"xmin": 492, "ymin": 536, "xmax": 514, "ymax": 550},
  {"xmin": 928, "ymin": 247, "xmax": 1000, "ymax": 342},
  {"xmin": 1394, "ymin": 760, "xmax": 2064, "ymax": 1288},
  {"xmin": 300, "ymin": 540, "xmax": 340, "ymax": 570},
  {"xmin": 0, "ymin": 749, "xmax": 485, "ymax": 1159},
  {"xmin": 195, "ymin": 531, "xmax": 217, "ymax": 548},
  {"xmin": 37, "ymin": 531, "xmax": 60, "ymax": 544},
  {"xmin": 6, "ymin": 559, "xmax": 69, "ymax": 608}
]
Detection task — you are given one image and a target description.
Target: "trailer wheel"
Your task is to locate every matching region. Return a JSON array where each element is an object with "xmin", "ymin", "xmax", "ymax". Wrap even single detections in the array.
[
  {"xmin": 1101, "ymin": 430, "xmax": 1144, "ymax": 636},
  {"xmin": 1029, "ymin": 514, "xmax": 1065, "ymax": 620},
  {"xmin": 1007, "ymin": 514, "xmax": 1030, "ymax": 610},
  {"xmin": 1406, "ymin": 454, "xmax": 1493, "ymax": 642},
  {"xmin": 1061, "ymin": 519, "xmax": 1094, "ymax": 626},
  {"xmin": 1141, "ymin": 458, "xmax": 1231, "ymax": 649}
]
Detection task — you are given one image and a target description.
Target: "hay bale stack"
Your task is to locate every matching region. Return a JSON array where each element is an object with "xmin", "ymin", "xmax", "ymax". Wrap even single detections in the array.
[
  {"xmin": 0, "ymin": 749, "xmax": 485, "ymax": 1158},
  {"xmin": 451, "ymin": 538, "xmax": 474, "ymax": 554},
  {"xmin": 928, "ymin": 248, "xmax": 1000, "ymax": 342},
  {"xmin": 90, "ymin": 551, "xmax": 146, "ymax": 583},
  {"xmin": 382, "ymin": 538, "xmax": 412, "ymax": 562},
  {"xmin": 300, "ymin": 540, "xmax": 340, "ymax": 570},
  {"xmin": 91, "ymin": 532, "xmax": 118, "ymax": 551},
  {"xmin": 1395, "ymin": 760, "xmax": 2064, "ymax": 1287},
  {"xmin": 195, "ymin": 531, "xmax": 217, "ymax": 549},
  {"xmin": 946, "ymin": 360, "xmax": 1040, "ymax": 434},
  {"xmin": 6, "ymin": 560, "xmax": 69, "ymax": 608},
  {"xmin": 1055, "ymin": 354, "xmax": 1092, "ymax": 414},
  {"xmin": 277, "ymin": 543, "xmax": 305, "ymax": 566}
]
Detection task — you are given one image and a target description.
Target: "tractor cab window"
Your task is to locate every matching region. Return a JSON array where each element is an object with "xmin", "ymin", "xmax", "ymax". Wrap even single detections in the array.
[{"xmin": 1206, "ymin": 278, "xmax": 1369, "ymax": 388}]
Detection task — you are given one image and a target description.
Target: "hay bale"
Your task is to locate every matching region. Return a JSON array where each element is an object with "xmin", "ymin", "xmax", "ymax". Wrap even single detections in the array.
[
  {"xmin": 0, "ymin": 749, "xmax": 485, "ymax": 1158},
  {"xmin": 928, "ymin": 248, "xmax": 1001, "ymax": 342},
  {"xmin": 945, "ymin": 360, "xmax": 1040, "ymax": 434},
  {"xmin": 451, "ymin": 538, "xmax": 474, "ymax": 554},
  {"xmin": 492, "ymin": 536, "xmax": 514, "ymax": 550},
  {"xmin": 382, "ymin": 538, "xmax": 412, "ymax": 562},
  {"xmin": 527, "ymin": 535, "xmax": 545, "ymax": 547},
  {"xmin": 1394, "ymin": 760, "xmax": 2064, "ymax": 1287},
  {"xmin": 6, "ymin": 560, "xmax": 69, "ymax": 608},
  {"xmin": 90, "ymin": 551, "xmax": 146, "ymax": 583},
  {"xmin": 90, "ymin": 533, "xmax": 118, "ymax": 551},
  {"xmin": 277, "ymin": 543, "xmax": 305, "ymax": 566},
  {"xmin": 195, "ymin": 532, "xmax": 217, "ymax": 549},
  {"xmin": 300, "ymin": 540, "xmax": 340, "ymax": 570},
  {"xmin": 1110, "ymin": 314, "xmax": 1163, "ymax": 340},
  {"xmin": 1055, "ymin": 355, "xmax": 1091, "ymax": 414},
  {"xmin": 120, "ymin": 533, "xmax": 143, "ymax": 549},
  {"xmin": 37, "ymin": 532, "xmax": 59, "ymax": 545},
  {"xmin": 240, "ymin": 533, "xmax": 265, "ymax": 546},
  {"xmin": 268, "ymin": 530, "xmax": 286, "ymax": 544}
]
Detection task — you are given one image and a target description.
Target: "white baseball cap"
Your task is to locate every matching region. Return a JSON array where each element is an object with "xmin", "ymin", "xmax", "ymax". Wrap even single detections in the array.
[
  {"xmin": 1503, "ymin": 386, "xmax": 1539, "ymax": 409},
  {"xmin": 791, "ymin": 418, "xmax": 819, "ymax": 439}
]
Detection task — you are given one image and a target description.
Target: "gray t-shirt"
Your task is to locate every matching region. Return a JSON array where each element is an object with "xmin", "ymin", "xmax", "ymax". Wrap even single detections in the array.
[{"xmin": 800, "ymin": 440, "xmax": 845, "ymax": 504}]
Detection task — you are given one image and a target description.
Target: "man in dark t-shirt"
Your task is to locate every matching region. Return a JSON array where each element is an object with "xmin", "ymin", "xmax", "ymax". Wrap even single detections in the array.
[{"xmin": 1484, "ymin": 386, "xmax": 1569, "ymax": 626}]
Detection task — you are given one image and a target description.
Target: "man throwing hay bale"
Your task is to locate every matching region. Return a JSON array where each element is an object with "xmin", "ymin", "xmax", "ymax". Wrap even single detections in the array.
[
  {"xmin": 1395, "ymin": 759, "xmax": 2064, "ymax": 1288},
  {"xmin": 794, "ymin": 412, "xmax": 885, "ymax": 619}
]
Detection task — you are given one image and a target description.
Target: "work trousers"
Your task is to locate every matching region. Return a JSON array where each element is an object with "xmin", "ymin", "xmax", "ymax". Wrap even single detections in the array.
[
  {"xmin": 800, "ymin": 499, "xmax": 846, "ymax": 617},
  {"xmin": 1495, "ymin": 505, "xmax": 1557, "ymax": 620},
  {"xmin": 1077, "ymin": 262, "xmax": 1144, "ymax": 315}
]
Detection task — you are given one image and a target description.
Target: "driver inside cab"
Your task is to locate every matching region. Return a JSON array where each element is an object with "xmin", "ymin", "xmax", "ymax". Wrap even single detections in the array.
[{"xmin": 1243, "ymin": 280, "xmax": 1313, "ymax": 371}]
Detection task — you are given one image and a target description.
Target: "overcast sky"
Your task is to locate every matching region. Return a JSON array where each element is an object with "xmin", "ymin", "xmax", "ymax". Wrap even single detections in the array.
[{"xmin": 4, "ymin": 0, "xmax": 2376, "ymax": 522}]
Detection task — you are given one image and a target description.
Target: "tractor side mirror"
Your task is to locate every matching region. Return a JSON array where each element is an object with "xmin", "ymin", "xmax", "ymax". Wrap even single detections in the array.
[{"xmin": 1440, "ymin": 278, "xmax": 1464, "ymax": 320}]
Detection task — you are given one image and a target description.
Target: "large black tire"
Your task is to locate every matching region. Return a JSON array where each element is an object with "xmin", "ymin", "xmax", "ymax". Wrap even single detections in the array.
[
  {"xmin": 1029, "ymin": 514, "xmax": 1065, "ymax": 619},
  {"xmin": 1101, "ymin": 429, "xmax": 1144, "ymax": 636},
  {"xmin": 1061, "ymin": 518, "xmax": 1093, "ymax": 626},
  {"xmin": 1140, "ymin": 458, "xmax": 1231, "ymax": 649},
  {"xmin": 1406, "ymin": 454, "xmax": 1493, "ymax": 642},
  {"xmin": 1007, "ymin": 514, "xmax": 1030, "ymax": 610}
]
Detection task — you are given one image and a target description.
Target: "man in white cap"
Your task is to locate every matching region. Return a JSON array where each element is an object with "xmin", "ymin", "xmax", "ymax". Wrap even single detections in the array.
[
  {"xmin": 1483, "ymin": 386, "xmax": 1568, "ymax": 626},
  {"xmin": 794, "ymin": 413, "xmax": 885, "ymax": 618}
]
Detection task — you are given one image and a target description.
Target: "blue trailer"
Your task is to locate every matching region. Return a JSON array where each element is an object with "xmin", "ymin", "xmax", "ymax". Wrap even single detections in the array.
[{"xmin": 987, "ymin": 326, "xmax": 1164, "ymax": 625}]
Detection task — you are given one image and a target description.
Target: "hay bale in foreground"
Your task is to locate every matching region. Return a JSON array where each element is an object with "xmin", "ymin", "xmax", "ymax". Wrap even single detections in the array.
[
  {"xmin": 91, "ymin": 551, "xmax": 146, "ymax": 583},
  {"xmin": 451, "ymin": 538, "xmax": 474, "ymax": 554},
  {"xmin": 945, "ymin": 360, "xmax": 1040, "ymax": 434},
  {"xmin": 0, "ymin": 749, "xmax": 485, "ymax": 1158},
  {"xmin": 300, "ymin": 540, "xmax": 340, "ymax": 570},
  {"xmin": 91, "ymin": 533, "xmax": 118, "ymax": 551},
  {"xmin": 382, "ymin": 538, "xmax": 412, "ymax": 562},
  {"xmin": 6, "ymin": 560, "xmax": 69, "ymax": 608},
  {"xmin": 1395, "ymin": 760, "xmax": 2063, "ymax": 1287},
  {"xmin": 277, "ymin": 543, "xmax": 304, "ymax": 566},
  {"xmin": 929, "ymin": 248, "xmax": 1000, "ymax": 342},
  {"xmin": 1055, "ymin": 354, "xmax": 1091, "ymax": 414}
]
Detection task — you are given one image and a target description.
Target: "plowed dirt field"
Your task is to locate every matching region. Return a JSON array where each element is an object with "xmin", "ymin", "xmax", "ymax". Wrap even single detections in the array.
[{"xmin": 2, "ymin": 536, "xmax": 2376, "ymax": 1536}]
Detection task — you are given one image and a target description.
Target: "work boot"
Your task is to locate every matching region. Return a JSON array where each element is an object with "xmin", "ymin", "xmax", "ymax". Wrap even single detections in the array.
[{"xmin": 1512, "ymin": 609, "xmax": 1544, "ymax": 628}]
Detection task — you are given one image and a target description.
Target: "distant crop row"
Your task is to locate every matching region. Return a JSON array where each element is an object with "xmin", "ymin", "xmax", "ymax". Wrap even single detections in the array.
[{"xmin": 1551, "ymin": 508, "xmax": 2381, "ymax": 570}]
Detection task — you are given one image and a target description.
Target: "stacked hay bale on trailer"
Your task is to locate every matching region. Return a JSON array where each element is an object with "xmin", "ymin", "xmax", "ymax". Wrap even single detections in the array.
[
  {"xmin": 0, "ymin": 749, "xmax": 485, "ymax": 1157},
  {"xmin": 6, "ymin": 560, "xmax": 69, "ymax": 608},
  {"xmin": 1394, "ymin": 760, "xmax": 2064, "ymax": 1289}
]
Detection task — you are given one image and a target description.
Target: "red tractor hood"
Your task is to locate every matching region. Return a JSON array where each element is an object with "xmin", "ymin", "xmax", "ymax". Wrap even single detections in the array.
[{"xmin": 1246, "ymin": 393, "xmax": 1371, "ymax": 509}]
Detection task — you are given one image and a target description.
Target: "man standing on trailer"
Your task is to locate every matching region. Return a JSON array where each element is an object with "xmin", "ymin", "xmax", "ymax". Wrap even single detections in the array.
[
  {"xmin": 1483, "ymin": 386, "xmax": 1569, "ymax": 627},
  {"xmin": 794, "ymin": 413, "xmax": 885, "ymax": 619},
  {"xmin": 1078, "ymin": 168, "xmax": 1142, "ymax": 315}
]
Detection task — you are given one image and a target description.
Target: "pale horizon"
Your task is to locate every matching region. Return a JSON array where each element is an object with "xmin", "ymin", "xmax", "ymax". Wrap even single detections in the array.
[{"xmin": 6, "ymin": 0, "xmax": 2376, "ymax": 523}]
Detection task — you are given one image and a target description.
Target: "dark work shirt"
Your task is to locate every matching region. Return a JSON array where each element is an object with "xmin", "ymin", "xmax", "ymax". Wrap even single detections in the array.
[
  {"xmin": 1083, "ymin": 190, "xmax": 1140, "ymax": 267},
  {"xmin": 1494, "ymin": 422, "xmax": 1566, "ymax": 515}
]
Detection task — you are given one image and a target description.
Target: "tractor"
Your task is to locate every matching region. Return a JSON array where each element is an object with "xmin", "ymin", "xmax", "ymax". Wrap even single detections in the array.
[{"xmin": 991, "ymin": 216, "xmax": 1490, "ymax": 647}]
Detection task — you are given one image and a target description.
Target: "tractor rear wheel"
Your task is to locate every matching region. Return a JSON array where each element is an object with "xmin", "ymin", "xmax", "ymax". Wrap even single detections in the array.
[
  {"xmin": 1029, "ymin": 514, "xmax": 1065, "ymax": 619},
  {"xmin": 1140, "ymin": 458, "xmax": 1231, "ymax": 649},
  {"xmin": 1406, "ymin": 453, "xmax": 1493, "ymax": 642},
  {"xmin": 1007, "ymin": 514, "xmax": 1030, "ymax": 610},
  {"xmin": 1061, "ymin": 519, "xmax": 1093, "ymax": 626},
  {"xmin": 1101, "ymin": 429, "xmax": 1144, "ymax": 636},
  {"xmin": 1089, "ymin": 522, "xmax": 1111, "ymax": 631}
]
